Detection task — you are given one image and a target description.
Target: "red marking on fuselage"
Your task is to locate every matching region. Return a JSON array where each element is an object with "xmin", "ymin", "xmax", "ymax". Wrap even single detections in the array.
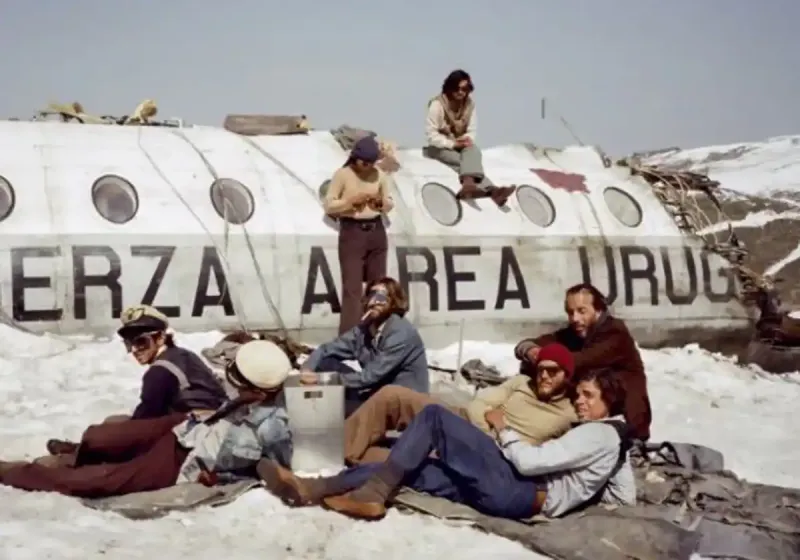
[{"xmin": 530, "ymin": 168, "xmax": 589, "ymax": 193}]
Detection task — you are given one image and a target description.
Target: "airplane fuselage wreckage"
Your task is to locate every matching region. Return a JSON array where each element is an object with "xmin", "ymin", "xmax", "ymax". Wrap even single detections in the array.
[{"xmin": 0, "ymin": 106, "xmax": 774, "ymax": 355}]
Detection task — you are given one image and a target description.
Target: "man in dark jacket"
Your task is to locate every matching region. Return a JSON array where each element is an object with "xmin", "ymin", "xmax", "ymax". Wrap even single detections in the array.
[
  {"xmin": 44, "ymin": 305, "xmax": 227, "ymax": 459},
  {"xmin": 514, "ymin": 283, "xmax": 652, "ymax": 441},
  {"xmin": 115, "ymin": 305, "xmax": 227, "ymax": 420}
]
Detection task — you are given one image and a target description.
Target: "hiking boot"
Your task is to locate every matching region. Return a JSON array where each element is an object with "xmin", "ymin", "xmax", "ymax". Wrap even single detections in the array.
[
  {"xmin": 455, "ymin": 177, "xmax": 480, "ymax": 200},
  {"xmin": 256, "ymin": 459, "xmax": 331, "ymax": 507},
  {"xmin": 46, "ymin": 439, "xmax": 78, "ymax": 456},
  {"xmin": 321, "ymin": 466, "xmax": 402, "ymax": 521},
  {"xmin": 490, "ymin": 185, "xmax": 516, "ymax": 207}
]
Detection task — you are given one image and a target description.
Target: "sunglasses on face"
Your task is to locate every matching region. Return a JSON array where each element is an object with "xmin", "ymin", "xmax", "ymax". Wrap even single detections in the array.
[
  {"xmin": 123, "ymin": 333, "xmax": 156, "ymax": 352},
  {"xmin": 536, "ymin": 365, "xmax": 563, "ymax": 378},
  {"xmin": 457, "ymin": 84, "xmax": 472, "ymax": 93}
]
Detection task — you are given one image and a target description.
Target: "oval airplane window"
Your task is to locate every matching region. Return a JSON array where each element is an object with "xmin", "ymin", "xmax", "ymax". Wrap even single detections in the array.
[
  {"xmin": 0, "ymin": 175, "xmax": 16, "ymax": 222},
  {"xmin": 421, "ymin": 182, "xmax": 462, "ymax": 226},
  {"xmin": 516, "ymin": 185, "xmax": 555, "ymax": 227},
  {"xmin": 210, "ymin": 178, "xmax": 255, "ymax": 225},
  {"xmin": 91, "ymin": 174, "xmax": 139, "ymax": 224},
  {"xmin": 604, "ymin": 186, "xmax": 643, "ymax": 227}
]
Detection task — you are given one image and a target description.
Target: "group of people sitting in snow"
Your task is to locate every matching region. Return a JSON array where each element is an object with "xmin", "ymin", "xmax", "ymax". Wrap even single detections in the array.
[{"xmin": 0, "ymin": 276, "xmax": 653, "ymax": 524}]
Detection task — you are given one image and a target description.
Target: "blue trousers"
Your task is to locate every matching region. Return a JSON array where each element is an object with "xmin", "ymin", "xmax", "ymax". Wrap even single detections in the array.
[{"xmin": 329, "ymin": 404, "xmax": 541, "ymax": 519}]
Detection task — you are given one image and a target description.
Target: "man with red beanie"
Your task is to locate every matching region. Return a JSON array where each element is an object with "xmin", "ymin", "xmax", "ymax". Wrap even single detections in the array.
[
  {"xmin": 466, "ymin": 342, "xmax": 577, "ymax": 446},
  {"xmin": 514, "ymin": 283, "xmax": 652, "ymax": 442},
  {"xmin": 302, "ymin": 339, "xmax": 577, "ymax": 470}
]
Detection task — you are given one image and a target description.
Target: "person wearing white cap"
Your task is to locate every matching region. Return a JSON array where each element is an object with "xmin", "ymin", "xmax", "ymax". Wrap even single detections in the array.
[{"xmin": 0, "ymin": 340, "xmax": 295, "ymax": 498}]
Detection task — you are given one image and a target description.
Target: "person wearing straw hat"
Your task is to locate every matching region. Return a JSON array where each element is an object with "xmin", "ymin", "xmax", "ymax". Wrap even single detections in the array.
[{"xmin": 0, "ymin": 340, "xmax": 294, "ymax": 498}]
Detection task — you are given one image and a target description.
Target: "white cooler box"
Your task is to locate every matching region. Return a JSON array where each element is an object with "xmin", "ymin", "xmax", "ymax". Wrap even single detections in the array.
[{"xmin": 284, "ymin": 372, "xmax": 345, "ymax": 473}]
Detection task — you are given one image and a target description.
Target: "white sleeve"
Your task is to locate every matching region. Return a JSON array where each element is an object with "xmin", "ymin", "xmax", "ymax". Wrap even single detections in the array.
[
  {"xmin": 463, "ymin": 106, "xmax": 477, "ymax": 143},
  {"xmin": 499, "ymin": 423, "xmax": 611, "ymax": 476}
]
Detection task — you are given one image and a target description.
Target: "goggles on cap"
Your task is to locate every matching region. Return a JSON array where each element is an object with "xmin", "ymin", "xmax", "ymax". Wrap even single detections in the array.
[{"xmin": 121, "ymin": 305, "xmax": 149, "ymax": 324}]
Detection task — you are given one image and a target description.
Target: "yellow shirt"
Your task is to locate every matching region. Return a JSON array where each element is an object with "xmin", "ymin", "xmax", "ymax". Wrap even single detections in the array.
[
  {"xmin": 324, "ymin": 166, "xmax": 395, "ymax": 219},
  {"xmin": 465, "ymin": 375, "xmax": 577, "ymax": 444}
]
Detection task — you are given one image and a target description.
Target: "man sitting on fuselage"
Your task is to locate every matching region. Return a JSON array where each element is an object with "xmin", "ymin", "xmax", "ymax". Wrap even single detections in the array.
[{"xmin": 515, "ymin": 283, "xmax": 652, "ymax": 441}]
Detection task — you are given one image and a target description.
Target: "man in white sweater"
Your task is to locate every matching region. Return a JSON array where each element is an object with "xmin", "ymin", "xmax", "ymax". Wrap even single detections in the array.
[
  {"xmin": 424, "ymin": 69, "xmax": 516, "ymax": 207},
  {"xmin": 258, "ymin": 368, "xmax": 637, "ymax": 521}
]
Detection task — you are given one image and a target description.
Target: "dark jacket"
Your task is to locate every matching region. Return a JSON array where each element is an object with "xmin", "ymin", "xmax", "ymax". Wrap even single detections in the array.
[
  {"xmin": 514, "ymin": 314, "xmax": 652, "ymax": 441},
  {"xmin": 304, "ymin": 314, "xmax": 429, "ymax": 396},
  {"xmin": 131, "ymin": 346, "xmax": 227, "ymax": 420}
]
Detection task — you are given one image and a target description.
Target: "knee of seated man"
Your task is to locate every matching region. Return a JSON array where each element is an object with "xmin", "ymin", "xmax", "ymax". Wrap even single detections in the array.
[{"xmin": 374, "ymin": 384, "xmax": 417, "ymax": 402}]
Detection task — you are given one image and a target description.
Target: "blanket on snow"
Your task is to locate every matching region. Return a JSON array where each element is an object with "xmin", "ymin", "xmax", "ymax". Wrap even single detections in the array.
[{"xmin": 81, "ymin": 441, "xmax": 800, "ymax": 559}]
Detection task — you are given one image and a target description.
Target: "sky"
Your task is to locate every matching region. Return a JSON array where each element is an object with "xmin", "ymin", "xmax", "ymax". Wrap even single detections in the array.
[{"xmin": 1, "ymin": 0, "xmax": 798, "ymax": 156}]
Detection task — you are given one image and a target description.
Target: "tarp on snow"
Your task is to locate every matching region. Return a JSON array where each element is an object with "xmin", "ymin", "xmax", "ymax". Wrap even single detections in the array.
[
  {"xmin": 80, "ymin": 441, "xmax": 800, "ymax": 559},
  {"xmin": 393, "ymin": 441, "xmax": 800, "ymax": 560}
]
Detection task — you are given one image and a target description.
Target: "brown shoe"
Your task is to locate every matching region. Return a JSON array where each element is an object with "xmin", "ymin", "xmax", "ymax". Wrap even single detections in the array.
[
  {"xmin": 490, "ymin": 185, "xmax": 516, "ymax": 207},
  {"xmin": 322, "ymin": 493, "xmax": 387, "ymax": 520},
  {"xmin": 320, "ymin": 466, "xmax": 401, "ymax": 520},
  {"xmin": 455, "ymin": 177, "xmax": 480, "ymax": 200},
  {"xmin": 46, "ymin": 439, "xmax": 78, "ymax": 456},
  {"xmin": 256, "ymin": 459, "xmax": 327, "ymax": 507}
]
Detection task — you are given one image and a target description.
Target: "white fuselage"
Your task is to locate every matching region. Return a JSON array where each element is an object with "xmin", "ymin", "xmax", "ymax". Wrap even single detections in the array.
[{"xmin": 0, "ymin": 120, "xmax": 753, "ymax": 349}]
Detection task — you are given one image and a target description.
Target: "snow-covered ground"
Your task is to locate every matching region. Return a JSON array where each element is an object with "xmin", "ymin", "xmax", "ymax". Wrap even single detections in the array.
[
  {"xmin": 642, "ymin": 135, "xmax": 800, "ymax": 199},
  {"xmin": 0, "ymin": 327, "xmax": 798, "ymax": 559}
]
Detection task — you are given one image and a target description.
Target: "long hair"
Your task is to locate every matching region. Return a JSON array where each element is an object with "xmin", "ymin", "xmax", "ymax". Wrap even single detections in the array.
[
  {"xmin": 441, "ymin": 69, "xmax": 474, "ymax": 96},
  {"xmin": 570, "ymin": 368, "xmax": 626, "ymax": 417},
  {"xmin": 565, "ymin": 283, "xmax": 608, "ymax": 312},
  {"xmin": 364, "ymin": 276, "xmax": 409, "ymax": 318}
]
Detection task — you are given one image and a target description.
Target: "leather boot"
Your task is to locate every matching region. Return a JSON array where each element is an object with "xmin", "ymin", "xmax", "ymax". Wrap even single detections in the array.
[
  {"xmin": 490, "ymin": 185, "xmax": 516, "ymax": 207},
  {"xmin": 455, "ymin": 177, "xmax": 480, "ymax": 200},
  {"xmin": 322, "ymin": 464, "xmax": 404, "ymax": 520},
  {"xmin": 257, "ymin": 459, "xmax": 339, "ymax": 507},
  {"xmin": 46, "ymin": 439, "xmax": 78, "ymax": 456}
]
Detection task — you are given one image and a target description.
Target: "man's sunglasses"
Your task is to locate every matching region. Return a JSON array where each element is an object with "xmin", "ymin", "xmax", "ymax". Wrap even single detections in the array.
[
  {"xmin": 123, "ymin": 332, "xmax": 157, "ymax": 352},
  {"xmin": 536, "ymin": 365, "xmax": 563, "ymax": 377}
]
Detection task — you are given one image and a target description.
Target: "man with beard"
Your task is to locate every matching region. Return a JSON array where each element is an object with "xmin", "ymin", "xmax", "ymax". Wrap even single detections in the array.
[
  {"xmin": 299, "ymin": 277, "xmax": 429, "ymax": 416},
  {"xmin": 342, "ymin": 343, "xmax": 577, "ymax": 465},
  {"xmin": 258, "ymin": 369, "xmax": 635, "ymax": 521},
  {"xmin": 514, "ymin": 283, "xmax": 652, "ymax": 442}
]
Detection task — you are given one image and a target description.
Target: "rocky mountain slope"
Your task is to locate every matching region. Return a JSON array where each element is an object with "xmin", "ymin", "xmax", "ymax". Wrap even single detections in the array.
[{"xmin": 637, "ymin": 136, "xmax": 800, "ymax": 310}]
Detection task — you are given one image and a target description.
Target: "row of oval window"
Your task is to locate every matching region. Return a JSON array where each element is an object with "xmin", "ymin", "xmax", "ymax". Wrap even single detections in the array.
[{"xmin": 0, "ymin": 174, "xmax": 644, "ymax": 228}]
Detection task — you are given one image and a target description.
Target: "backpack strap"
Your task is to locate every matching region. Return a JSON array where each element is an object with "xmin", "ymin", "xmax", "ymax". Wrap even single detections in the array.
[
  {"xmin": 153, "ymin": 359, "xmax": 190, "ymax": 390},
  {"xmin": 603, "ymin": 419, "xmax": 634, "ymax": 459}
]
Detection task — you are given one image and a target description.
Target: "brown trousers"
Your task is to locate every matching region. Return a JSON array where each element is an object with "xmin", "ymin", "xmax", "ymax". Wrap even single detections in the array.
[
  {"xmin": 344, "ymin": 385, "xmax": 466, "ymax": 464},
  {"xmin": 338, "ymin": 217, "xmax": 388, "ymax": 334},
  {"xmin": 2, "ymin": 414, "xmax": 187, "ymax": 498}
]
